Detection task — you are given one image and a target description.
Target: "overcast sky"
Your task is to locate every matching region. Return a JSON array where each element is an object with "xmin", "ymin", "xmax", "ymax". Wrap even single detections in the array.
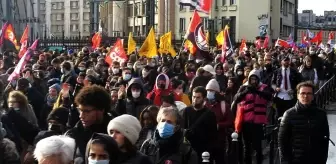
[{"xmin": 298, "ymin": 0, "xmax": 336, "ymax": 15}]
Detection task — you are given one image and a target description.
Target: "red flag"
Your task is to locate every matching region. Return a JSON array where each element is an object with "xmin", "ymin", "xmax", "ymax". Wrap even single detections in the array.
[
  {"xmin": 179, "ymin": 0, "xmax": 212, "ymax": 13},
  {"xmin": 239, "ymin": 39, "xmax": 247, "ymax": 53},
  {"xmin": 328, "ymin": 31, "xmax": 334, "ymax": 44},
  {"xmin": 92, "ymin": 32, "xmax": 101, "ymax": 49},
  {"xmin": 310, "ymin": 30, "xmax": 322, "ymax": 44},
  {"xmin": 18, "ymin": 25, "xmax": 29, "ymax": 58},
  {"xmin": 263, "ymin": 36, "xmax": 269, "ymax": 49},
  {"xmin": 221, "ymin": 25, "xmax": 232, "ymax": 63},
  {"xmin": 105, "ymin": 38, "xmax": 128, "ymax": 66},
  {"xmin": 3, "ymin": 23, "xmax": 20, "ymax": 50},
  {"xmin": 185, "ymin": 11, "xmax": 210, "ymax": 59},
  {"xmin": 8, "ymin": 39, "xmax": 39, "ymax": 82},
  {"xmin": 275, "ymin": 38, "xmax": 290, "ymax": 48}
]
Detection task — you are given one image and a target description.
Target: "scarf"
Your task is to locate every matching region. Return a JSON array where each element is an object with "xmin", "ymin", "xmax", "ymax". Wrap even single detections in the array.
[{"xmin": 153, "ymin": 129, "xmax": 183, "ymax": 156}]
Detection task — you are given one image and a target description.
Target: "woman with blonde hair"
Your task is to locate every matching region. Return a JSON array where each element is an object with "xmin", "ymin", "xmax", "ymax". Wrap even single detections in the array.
[{"xmin": 7, "ymin": 90, "xmax": 38, "ymax": 127}]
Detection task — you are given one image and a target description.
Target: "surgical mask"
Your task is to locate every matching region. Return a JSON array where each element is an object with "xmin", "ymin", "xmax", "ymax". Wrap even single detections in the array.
[
  {"xmin": 149, "ymin": 62, "xmax": 156, "ymax": 67},
  {"xmin": 88, "ymin": 159, "xmax": 110, "ymax": 164},
  {"xmin": 123, "ymin": 74, "xmax": 132, "ymax": 81},
  {"xmin": 237, "ymin": 71, "xmax": 243, "ymax": 75},
  {"xmin": 207, "ymin": 91, "xmax": 215, "ymax": 100},
  {"xmin": 112, "ymin": 68, "xmax": 119, "ymax": 74},
  {"xmin": 78, "ymin": 67, "xmax": 86, "ymax": 71},
  {"xmin": 48, "ymin": 123, "xmax": 62, "ymax": 132},
  {"xmin": 13, "ymin": 107, "xmax": 20, "ymax": 112},
  {"xmin": 127, "ymin": 64, "xmax": 133, "ymax": 69},
  {"xmin": 157, "ymin": 122, "xmax": 175, "ymax": 139},
  {"xmin": 195, "ymin": 59, "xmax": 202, "ymax": 63},
  {"xmin": 132, "ymin": 91, "xmax": 141, "ymax": 98}
]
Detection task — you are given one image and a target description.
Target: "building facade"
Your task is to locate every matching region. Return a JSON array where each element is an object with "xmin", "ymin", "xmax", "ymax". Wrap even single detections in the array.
[
  {"xmin": 298, "ymin": 10, "xmax": 316, "ymax": 27},
  {"xmin": 99, "ymin": 0, "xmax": 165, "ymax": 38},
  {"xmin": 44, "ymin": 0, "xmax": 91, "ymax": 37}
]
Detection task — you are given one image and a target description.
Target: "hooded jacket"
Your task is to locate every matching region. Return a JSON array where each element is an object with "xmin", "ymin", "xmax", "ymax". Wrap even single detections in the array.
[
  {"xmin": 147, "ymin": 74, "xmax": 180, "ymax": 106},
  {"xmin": 85, "ymin": 133, "xmax": 120, "ymax": 164},
  {"xmin": 232, "ymin": 70, "xmax": 272, "ymax": 124},
  {"xmin": 115, "ymin": 78, "xmax": 151, "ymax": 118}
]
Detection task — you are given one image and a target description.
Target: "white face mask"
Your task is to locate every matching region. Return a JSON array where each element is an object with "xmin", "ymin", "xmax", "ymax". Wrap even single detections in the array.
[
  {"xmin": 88, "ymin": 159, "xmax": 109, "ymax": 164},
  {"xmin": 175, "ymin": 88, "xmax": 183, "ymax": 95},
  {"xmin": 112, "ymin": 68, "xmax": 119, "ymax": 74},
  {"xmin": 132, "ymin": 91, "xmax": 141, "ymax": 98}
]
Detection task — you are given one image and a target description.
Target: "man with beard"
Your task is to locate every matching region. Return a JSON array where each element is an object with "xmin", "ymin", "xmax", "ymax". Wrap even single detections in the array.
[
  {"xmin": 261, "ymin": 54, "xmax": 275, "ymax": 86},
  {"xmin": 182, "ymin": 86, "xmax": 218, "ymax": 162}
]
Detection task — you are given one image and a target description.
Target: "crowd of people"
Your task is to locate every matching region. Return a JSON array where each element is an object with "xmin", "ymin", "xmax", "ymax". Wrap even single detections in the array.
[{"xmin": 0, "ymin": 43, "xmax": 332, "ymax": 164}]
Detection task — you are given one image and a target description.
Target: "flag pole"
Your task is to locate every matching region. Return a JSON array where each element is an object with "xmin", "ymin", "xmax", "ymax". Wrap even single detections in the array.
[{"xmin": 177, "ymin": 36, "xmax": 187, "ymax": 56}]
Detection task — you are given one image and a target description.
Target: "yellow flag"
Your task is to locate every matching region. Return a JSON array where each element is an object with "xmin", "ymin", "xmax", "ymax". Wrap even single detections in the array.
[
  {"xmin": 158, "ymin": 31, "xmax": 177, "ymax": 57},
  {"xmin": 138, "ymin": 27, "xmax": 157, "ymax": 58},
  {"xmin": 216, "ymin": 30, "xmax": 224, "ymax": 46},
  {"xmin": 127, "ymin": 32, "xmax": 136, "ymax": 55}
]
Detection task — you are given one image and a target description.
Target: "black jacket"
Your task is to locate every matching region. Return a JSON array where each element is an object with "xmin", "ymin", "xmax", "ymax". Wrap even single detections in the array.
[
  {"xmin": 278, "ymin": 102, "xmax": 329, "ymax": 164},
  {"xmin": 140, "ymin": 129, "xmax": 198, "ymax": 164},
  {"xmin": 65, "ymin": 114, "xmax": 113, "ymax": 162},
  {"xmin": 115, "ymin": 78, "xmax": 151, "ymax": 118},
  {"xmin": 182, "ymin": 106, "xmax": 218, "ymax": 157},
  {"xmin": 272, "ymin": 67, "xmax": 301, "ymax": 91}
]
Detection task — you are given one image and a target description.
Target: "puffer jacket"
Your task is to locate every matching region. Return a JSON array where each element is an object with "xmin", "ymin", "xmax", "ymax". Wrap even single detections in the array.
[{"xmin": 278, "ymin": 102, "xmax": 329, "ymax": 164}]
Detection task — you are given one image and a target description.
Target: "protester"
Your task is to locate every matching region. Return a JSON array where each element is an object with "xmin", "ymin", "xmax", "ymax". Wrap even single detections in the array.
[
  {"xmin": 140, "ymin": 107, "xmax": 198, "ymax": 164},
  {"xmin": 279, "ymin": 81, "xmax": 329, "ymax": 164},
  {"xmin": 107, "ymin": 114, "xmax": 153, "ymax": 164},
  {"xmin": 34, "ymin": 135, "xmax": 75, "ymax": 164}
]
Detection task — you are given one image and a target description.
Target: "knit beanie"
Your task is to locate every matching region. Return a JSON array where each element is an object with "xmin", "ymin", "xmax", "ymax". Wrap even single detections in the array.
[
  {"xmin": 49, "ymin": 84, "xmax": 61, "ymax": 93},
  {"xmin": 206, "ymin": 79, "xmax": 220, "ymax": 92},
  {"xmin": 107, "ymin": 115, "xmax": 141, "ymax": 145},
  {"xmin": 0, "ymin": 122, "xmax": 7, "ymax": 141},
  {"xmin": 47, "ymin": 107, "xmax": 69, "ymax": 127}
]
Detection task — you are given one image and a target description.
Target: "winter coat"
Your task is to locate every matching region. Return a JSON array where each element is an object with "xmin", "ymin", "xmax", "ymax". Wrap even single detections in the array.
[
  {"xmin": 182, "ymin": 106, "xmax": 218, "ymax": 157},
  {"xmin": 140, "ymin": 129, "xmax": 198, "ymax": 164},
  {"xmin": 115, "ymin": 78, "xmax": 151, "ymax": 118},
  {"xmin": 278, "ymin": 102, "xmax": 329, "ymax": 164},
  {"xmin": 117, "ymin": 151, "xmax": 153, "ymax": 164},
  {"xmin": 65, "ymin": 114, "xmax": 114, "ymax": 163}
]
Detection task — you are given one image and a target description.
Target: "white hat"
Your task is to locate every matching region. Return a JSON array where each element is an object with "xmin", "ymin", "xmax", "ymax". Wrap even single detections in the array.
[
  {"xmin": 206, "ymin": 79, "xmax": 220, "ymax": 92},
  {"xmin": 202, "ymin": 65, "xmax": 216, "ymax": 75},
  {"xmin": 107, "ymin": 115, "xmax": 141, "ymax": 145}
]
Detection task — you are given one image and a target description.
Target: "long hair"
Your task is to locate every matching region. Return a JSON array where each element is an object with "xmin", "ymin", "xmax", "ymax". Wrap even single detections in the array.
[{"xmin": 8, "ymin": 91, "xmax": 28, "ymax": 109}]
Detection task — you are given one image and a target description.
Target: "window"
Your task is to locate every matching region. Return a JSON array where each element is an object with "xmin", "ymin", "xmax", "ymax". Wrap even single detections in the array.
[
  {"xmin": 215, "ymin": 0, "xmax": 218, "ymax": 7},
  {"xmin": 57, "ymin": 25, "xmax": 63, "ymax": 32},
  {"xmin": 84, "ymin": 0, "xmax": 90, "ymax": 8},
  {"xmin": 229, "ymin": 16, "xmax": 236, "ymax": 41},
  {"xmin": 128, "ymin": 4, "xmax": 133, "ymax": 17},
  {"xmin": 83, "ymin": 12, "xmax": 90, "ymax": 20},
  {"xmin": 230, "ymin": 0, "xmax": 236, "ymax": 5},
  {"xmin": 57, "ymin": 2, "xmax": 64, "ymax": 9},
  {"xmin": 180, "ymin": 5, "xmax": 185, "ymax": 11},
  {"xmin": 190, "ymin": 6, "xmax": 195, "ymax": 11},
  {"xmin": 142, "ymin": 2, "xmax": 146, "ymax": 15},
  {"xmin": 71, "ymin": 13, "xmax": 79, "ymax": 20},
  {"xmin": 142, "ymin": 25, "xmax": 146, "ymax": 35},
  {"xmin": 288, "ymin": 2, "xmax": 293, "ymax": 14},
  {"xmin": 51, "ymin": 14, "xmax": 57, "ymax": 21},
  {"xmin": 71, "ymin": 1, "xmax": 79, "ymax": 9},
  {"xmin": 283, "ymin": 1, "xmax": 288, "ymax": 16},
  {"xmin": 134, "ymin": 3, "xmax": 139, "ymax": 16},
  {"xmin": 154, "ymin": 24, "xmax": 158, "ymax": 32},
  {"xmin": 56, "ymin": 14, "xmax": 64, "ymax": 21},
  {"xmin": 41, "ymin": 14, "xmax": 46, "ymax": 22},
  {"xmin": 155, "ymin": 1, "xmax": 158, "ymax": 13},
  {"xmin": 222, "ymin": 0, "xmax": 226, "ymax": 6},
  {"xmin": 52, "ymin": 3, "xmax": 57, "ymax": 9},
  {"xmin": 71, "ymin": 24, "xmax": 79, "ymax": 32},
  {"xmin": 51, "ymin": 25, "xmax": 57, "ymax": 33},
  {"xmin": 40, "ymin": 3, "xmax": 46, "ymax": 10},
  {"xmin": 179, "ymin": 18, "xmax": 186, "ymax": 32},
  {"xmin": 280, "ymin": 0, "xmax": 283, "ymax": 11},
  {"xmin": 83, "ymin": 24, "xmax": 89, "ymax": 32}
]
